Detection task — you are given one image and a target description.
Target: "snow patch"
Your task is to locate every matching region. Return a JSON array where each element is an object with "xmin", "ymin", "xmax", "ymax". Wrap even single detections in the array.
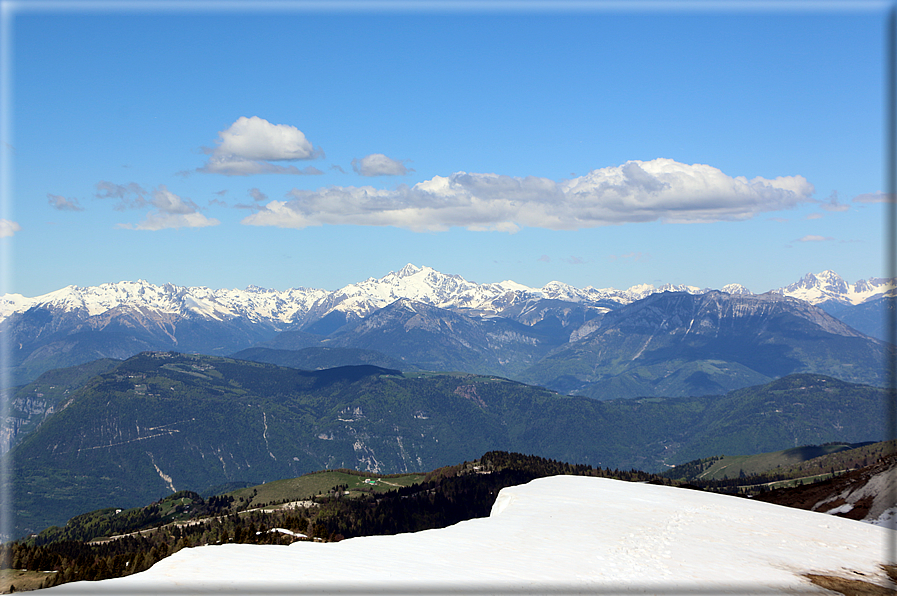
[{"xmin": 49, "ymin": 476, "xmax": 896, "ymax": 594}]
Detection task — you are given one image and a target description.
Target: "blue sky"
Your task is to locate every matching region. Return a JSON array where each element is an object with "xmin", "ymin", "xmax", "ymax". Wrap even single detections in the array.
[{"xmin": 1, "ymin": 1, "xmax": 892, "ymax": 297}]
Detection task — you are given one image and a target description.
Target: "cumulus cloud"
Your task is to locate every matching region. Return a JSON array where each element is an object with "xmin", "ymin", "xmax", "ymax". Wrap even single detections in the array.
[
  {"xmin": 198, "ymin": 116, "xmax": 324, "ymax": 176},
  {"xmin": 117, "ymin": 186, "xmax": 219, "ymax": 231},
  {"xmin": 0, "ymin": 219, "xmax": 21, "ymax": 237},
  {"xmin": 241, "ymin": 158, "xmax": 815, "ymax": 232},
  {"xmin": 48, "ymin": 193, "xmax": 84, "ymax": 212},
  {"xmin": 853, "ymin": 191, "xmax": 896, "ymax": 203},
  {"xmin": 796, "ymin": 235, "xmax": 834, "ymax": 242},
  {"xmin": 352, "ymin": 154, "xmax": 414, "ymax": 177}
]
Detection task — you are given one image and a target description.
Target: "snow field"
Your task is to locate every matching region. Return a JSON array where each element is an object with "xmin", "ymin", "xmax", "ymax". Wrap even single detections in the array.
[{"xmin": 47, "ymin": 475, "xmax": 895, "ymax": 594}]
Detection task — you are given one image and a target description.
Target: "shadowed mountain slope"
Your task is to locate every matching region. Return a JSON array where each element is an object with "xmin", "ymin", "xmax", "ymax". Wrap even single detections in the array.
[{"xmin": 520, "ymin": 291, "xmax": 890, "ymax": 399}]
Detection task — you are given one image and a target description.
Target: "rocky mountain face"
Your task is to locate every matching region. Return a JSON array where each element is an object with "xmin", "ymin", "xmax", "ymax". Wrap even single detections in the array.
[
  {"xmin": 0, "ymin": 359, "xmax": 121, "ymax": 455},
  {"xmin": 1, "ymin": 266, "xmax": 892, "ymax": 387},
  {"xmin": 520, "ymin": 290, "xmax": 890, "ymax": 399}
]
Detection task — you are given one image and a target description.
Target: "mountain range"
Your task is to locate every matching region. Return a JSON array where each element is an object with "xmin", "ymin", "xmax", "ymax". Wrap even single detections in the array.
[
  {"xmin": 3, "ymin": 266, "xmax": 891, "ymax": 328},
  {"xmin": 1, "ymin": 266, "xmax": 892, "ymax": 388}
]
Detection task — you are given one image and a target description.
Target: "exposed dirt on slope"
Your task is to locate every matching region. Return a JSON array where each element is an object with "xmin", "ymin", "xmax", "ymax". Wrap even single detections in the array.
[
  {"xmin": 754, "ymin": 452, "xmax": 896, "ymax": 523},
  {"xmin": 804, "ymin": 565, "xmax": 897, "ymax": 596}
]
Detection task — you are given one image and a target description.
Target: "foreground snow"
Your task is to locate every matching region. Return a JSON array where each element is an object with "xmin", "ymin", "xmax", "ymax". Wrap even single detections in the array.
[{"xmin": 49, "ymin": 476, "xmax": 895, "ymax": 594}]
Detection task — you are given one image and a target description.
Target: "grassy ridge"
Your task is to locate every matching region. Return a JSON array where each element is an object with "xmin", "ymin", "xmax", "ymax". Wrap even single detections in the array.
[
  {"xmin": 665, "ymin": 443, "xmax": 870, "ymax": 481},
  {"xmin": 665, "ymin": 440, "xmax": 895, "ymax": 494},
  {"xmin": 227, "ymin": 469, "xmax": 426, "ymax": 505}
]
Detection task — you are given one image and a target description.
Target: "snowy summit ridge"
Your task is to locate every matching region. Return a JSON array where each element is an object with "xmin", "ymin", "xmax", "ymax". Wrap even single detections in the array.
[
  {"xmin": 1, "ymin": 265, "xmax": 891, "ymax": 325},
  {"xmin": 773, "ymin": 269, "xmax": 895, "ymax": 306}
]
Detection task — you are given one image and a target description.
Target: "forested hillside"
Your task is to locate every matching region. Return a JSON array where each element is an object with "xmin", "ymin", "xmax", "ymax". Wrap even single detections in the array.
[{"xmin": 5, "ymin": 352, "xmax": 887, "ymax": 538}]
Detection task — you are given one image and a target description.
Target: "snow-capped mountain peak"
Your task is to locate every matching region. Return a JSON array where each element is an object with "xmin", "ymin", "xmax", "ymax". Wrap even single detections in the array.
[
  {"xmin": 1, "ymin": 267, "xmax": 893, "ymax": 328},
  {"xmin": 720, "ymin": 283, "xmax": 752, "ymax": 295},
  {"xmin": 395, "ymin": 263, "xmax": 424, "ymax": 278},
  {"xmin": 776, "ymin": 271, "xmax": 893, "ymax": 305}
]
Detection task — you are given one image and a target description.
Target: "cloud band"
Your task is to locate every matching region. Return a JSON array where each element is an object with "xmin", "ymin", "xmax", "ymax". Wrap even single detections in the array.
[{"xmin": 241, "ymin": 158, "xmax": 814, "ymax": 232}]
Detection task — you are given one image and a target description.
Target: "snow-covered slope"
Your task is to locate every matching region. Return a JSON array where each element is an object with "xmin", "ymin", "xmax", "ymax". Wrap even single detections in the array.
[
  {"xmin": 47, "ymin": 475, "xmax": 895, "ymax": 594},
  {"xmin": 0, "ymin": 280, "xmax": 328, "ymax": 324},
  {"xmin": 775, "ymin": 270, "xmax": 895, "ymax": 306},
  {"xmin": 1, "ymin": 265, "xmax": 892, "ymax": 325}
]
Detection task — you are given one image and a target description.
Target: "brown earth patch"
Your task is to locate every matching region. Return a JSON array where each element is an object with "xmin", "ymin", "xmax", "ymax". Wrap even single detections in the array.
[
  {"xmin": 805, "ymin": 573, "xmax": 896, "ymax": 596},
  {"xmin": 0, "ymin": 569, "xmax": 57, "ymax": 593},
  {"xmin": 837, "ymin": 495, "xmax": 875, "ymax": 521},
  {"xmin": 454, "ymin": 384, "xmax": 488, "ymax": 409}
]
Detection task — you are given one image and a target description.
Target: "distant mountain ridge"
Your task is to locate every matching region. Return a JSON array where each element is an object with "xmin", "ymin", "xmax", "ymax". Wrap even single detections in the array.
[
  {"xmin": 1, "ymin": 267, "xmax": 892, "ymax": 391},
  {"xmin": 4, "ymin": 265, "xmax": 890, "ymax": 327}
]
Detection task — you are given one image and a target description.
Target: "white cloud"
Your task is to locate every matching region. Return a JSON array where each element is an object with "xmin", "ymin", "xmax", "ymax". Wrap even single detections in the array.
[
  {"xmin": 120, "ymin": 212, "xmax": 220, "ymax": 231},
  {"xmin": 249, "ymin": 188, "xmax": 268, "ymax": 202},
  {"xmin": 118, "ymin": 186, "xmax": 220, "ymax": 231},
  {"xmin": 200, "ymin": 157, "xmax": 324, "ymax": 177},
  {"xmin": 199, "ymin": 117, "xmax": 323, "ymax": 176},
  {"xmin": 242, "ymin": 159, "xmax": 815, "ymax": 232},
  {"xmin": 48, "ymin": 193, "xmax": 84, "ymax": 212},
  {"xmin": 0, "ymin": 219, "xmax": 21, "ymax": 237},
  {"xmin": 796, "ymin": 235, "xmax": 834, "ymax": 242},
  {"xmin": 352, "ymin": 154, "xmax": 414, "ymax": 177},
  {"xmin": 853, "ymin": 191, "xmax": 895, "ymax": 204},
  {"xmin": 216, "ymin": 116, "xmax": 317, "ymax": 161}
]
